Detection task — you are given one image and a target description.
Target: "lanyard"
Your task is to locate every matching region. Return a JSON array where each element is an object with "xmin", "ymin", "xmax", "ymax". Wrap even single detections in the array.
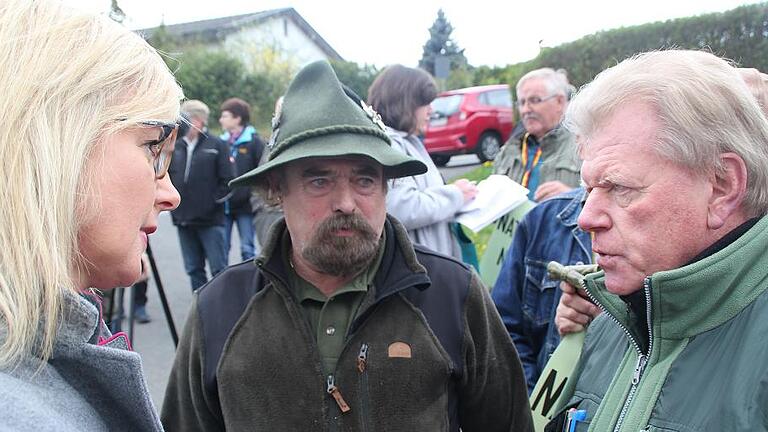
[{"xmin": 520, "ymin": 132, "xmax": 543, "ymax": 188}]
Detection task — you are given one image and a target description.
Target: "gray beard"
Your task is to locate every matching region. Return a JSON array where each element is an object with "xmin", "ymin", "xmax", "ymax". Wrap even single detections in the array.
[{"xmin": 301, "ymin": 213, "xmax": 380, "ymax": 277}]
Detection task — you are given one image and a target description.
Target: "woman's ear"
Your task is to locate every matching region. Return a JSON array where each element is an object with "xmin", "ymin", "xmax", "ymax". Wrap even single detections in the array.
[{"xmin": 707, "ymin": 152, "xmax": 748, "ymax": 229}]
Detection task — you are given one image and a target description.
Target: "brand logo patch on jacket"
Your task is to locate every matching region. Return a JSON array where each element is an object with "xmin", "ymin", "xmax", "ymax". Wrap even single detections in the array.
[
  {"xmin": 238, "ymin": 147, "xmax": 248, "ymax": 154},
  {"xmin": 388, "ymin": 341, "xmax": 412, "ymax": 358}
]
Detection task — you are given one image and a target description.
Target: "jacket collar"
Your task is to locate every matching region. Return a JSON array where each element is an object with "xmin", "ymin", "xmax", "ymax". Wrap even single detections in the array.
[
  {"xmin": 221, "ymin": 124, "xmax": 257, "ymax": 146},
  {"xmin": 512, "ymin": 123, "xmax": 566, "ymax": 143},
  {"xmin": 18, "ymin": 289, "xmax": 105, "ymax": 360},
  {"xmin": 555, "ymin": 187, "xmax": 587, "ymax": 227},
  {"xmin": 585, "ymin": 214, "xmax": 768, "ymax": 342},
  {"xmin": 256, "ymin": 215, "xmax": 431, "ymax": 300}
]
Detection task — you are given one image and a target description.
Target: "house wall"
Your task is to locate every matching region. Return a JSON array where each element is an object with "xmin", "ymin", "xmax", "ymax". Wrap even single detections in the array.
[{"xmin": 222, "ymin": 16, "xmax": 331, "ymax": 68}]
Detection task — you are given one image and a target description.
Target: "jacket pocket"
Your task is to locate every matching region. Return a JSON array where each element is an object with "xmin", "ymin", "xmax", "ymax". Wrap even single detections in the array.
[
  {"xmin": 523, "ymin": 258, "xmax": 558, "ymax": 326},
  {"xmin": 544, "ymin": 398, "xmax": 597, "ymax": 432},
  {"xmin": 351, "ymin": 299, "xmax": 453, "ymax": 431}
]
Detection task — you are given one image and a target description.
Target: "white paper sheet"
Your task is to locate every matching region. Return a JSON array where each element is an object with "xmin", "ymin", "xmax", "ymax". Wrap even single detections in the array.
[{"xmin": 455, "ymin": 175, "xmax": 531, "ymax": 232}]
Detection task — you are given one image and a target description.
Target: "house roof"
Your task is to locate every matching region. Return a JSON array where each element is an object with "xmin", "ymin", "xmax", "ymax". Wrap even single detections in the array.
[{"xmin": 137, "ymin": 8, "xmax": 343, "ymax": 61}]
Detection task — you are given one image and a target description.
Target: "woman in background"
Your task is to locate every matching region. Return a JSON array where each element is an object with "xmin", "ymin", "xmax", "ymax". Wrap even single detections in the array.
[
  {"xmin": 368, "ymin": 65, "xmax": 478, "ymax": 260},
  {"xmin": 0, "ymin": 0, "xmax": 182, "ymax": 429}
]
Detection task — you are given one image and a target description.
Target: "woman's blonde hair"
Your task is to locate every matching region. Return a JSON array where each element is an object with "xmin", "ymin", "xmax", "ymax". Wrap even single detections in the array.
[{"xmin": 0, "ymin": 0, "xmax": 183, "ymax": 367}]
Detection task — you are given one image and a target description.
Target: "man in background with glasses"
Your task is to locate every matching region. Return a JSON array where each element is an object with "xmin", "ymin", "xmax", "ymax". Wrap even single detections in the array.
[
  {"xmin": 168, "ymin": 100, "xmax": 235, "ymax": 291},
  {"xmin": 494, "ymin": 68, "xmax": 580, "ymax": 202}
]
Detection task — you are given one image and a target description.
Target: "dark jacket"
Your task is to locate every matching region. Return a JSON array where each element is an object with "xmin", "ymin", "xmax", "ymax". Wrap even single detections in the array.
[
  {"xmin": 162, "ymin": 216, "xmax": 533, "ymax": 432},
  {"xmin": 492, "ymin": 188, "xmax": 591, "ymax": 392},
  {"xmin": 221, "ymin": 125, "xmax": 264, "ymax": 216},
  {"xmin": 168, "ymin": 132, "xmax": 234, "ymax": 226}
]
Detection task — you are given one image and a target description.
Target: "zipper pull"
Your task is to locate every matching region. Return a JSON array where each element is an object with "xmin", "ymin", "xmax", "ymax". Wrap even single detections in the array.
[
  {"xmin": 326, "ymin": 374, "xmax": 351, "ymax": 413},
  {"xmin": 357, "ymin": 343, "xmax": 369, "ymax": 373},
  {"xmin": 632, "ymin": 354, "xmax": 647, "ymax": 385}
]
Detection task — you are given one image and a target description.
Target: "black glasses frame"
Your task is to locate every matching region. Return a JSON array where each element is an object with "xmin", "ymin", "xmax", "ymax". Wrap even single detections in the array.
[{"xmin": 139, "ymin": 120, "xmax": 180, "ymax": 179}]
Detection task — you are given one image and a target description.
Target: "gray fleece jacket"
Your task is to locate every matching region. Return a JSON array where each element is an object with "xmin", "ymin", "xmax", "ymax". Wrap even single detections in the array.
[{"xmin": 0, "ymin": 290, "xmax": 163, "ymax": 431}]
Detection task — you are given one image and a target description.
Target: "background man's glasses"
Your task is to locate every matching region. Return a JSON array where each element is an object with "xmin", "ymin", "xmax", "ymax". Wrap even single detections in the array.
[
  {"xmin": 517, "ymin": 94, "xmax": 557, "ymax": 108},
  {"xmin": 141, "ymin": 120, "xmax": 180, "ymax": 179}
]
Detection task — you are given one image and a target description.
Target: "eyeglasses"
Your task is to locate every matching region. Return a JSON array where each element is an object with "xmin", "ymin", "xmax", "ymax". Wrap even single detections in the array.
[
  {"xmin": 517, "ymin": 94, "xmax": 558, "ymax": 108},
  {"xmin": 140, "ymin": 120, "xmax": 180, "ymax": 179}
]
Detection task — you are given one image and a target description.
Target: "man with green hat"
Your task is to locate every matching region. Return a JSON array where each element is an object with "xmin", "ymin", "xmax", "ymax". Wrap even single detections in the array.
[{"xmin": 162, "ymin": 60, "xmax": 533, "ymax": 432}]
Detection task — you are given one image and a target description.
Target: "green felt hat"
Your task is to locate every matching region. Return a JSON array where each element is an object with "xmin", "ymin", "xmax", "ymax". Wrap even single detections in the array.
[{"xmin": 230, "ymin": 60, "xmax": 427, "ymax": 187}]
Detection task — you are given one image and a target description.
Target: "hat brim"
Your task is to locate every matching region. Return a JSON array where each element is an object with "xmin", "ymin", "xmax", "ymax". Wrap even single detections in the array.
[{"xmin": 230, "ymin": 133, "xmax": 427, "ymax": 187}]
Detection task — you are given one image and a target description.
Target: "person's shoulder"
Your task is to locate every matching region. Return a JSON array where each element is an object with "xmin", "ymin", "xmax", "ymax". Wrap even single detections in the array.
[
  {"xmin": 197, "ymin": 260, "xmax": 263, "ymax": 301},
  {"xmin": 528, "ymin": 187, "xmax": 584, "ymax": 217},
  {"xmin": 550, "ymin": 125, "xmax": 575, "ymax": 141},
  {"xmin": 385, "ymin": 127, "xmax": 408, "ymax": 146},
  {"xmin": 0, "ymin": 384, "xmax": 53, "ymax": 429},
  {"xmin": 540, "ymin": 187, "xmax": 584, "ymax": 203},
  {"xmin": 201, "ymin": 133, "xmax": 227, "ymax": 148},
  {"xmin": 0, "ymin": 367, "xmax": 65, "ymax": 423},
  {"xmin": 412, "ymin": 244, "xmax": 474, "ymax": 292},
  {"xmin": 414, "ymin": 243, "xmax": 470, "ymax": 270}
]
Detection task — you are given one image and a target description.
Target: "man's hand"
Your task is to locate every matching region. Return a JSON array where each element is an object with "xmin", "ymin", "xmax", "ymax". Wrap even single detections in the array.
[
  {"xmin": 534, "ymin": 181, "xmax": 572, "ymax": 201},
  {"xmin": 453, "ymin": 178, "xmax": 479, "ymax": 204},
  {"xmin": 555, "ymin": 281, "xmax": 602, "ymax": 336}
]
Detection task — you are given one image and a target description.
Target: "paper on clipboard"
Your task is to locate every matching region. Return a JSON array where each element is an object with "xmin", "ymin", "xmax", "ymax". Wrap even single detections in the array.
[{"xmin": 455, "ymin": 174, "xmax": 530, "ymax": 232}]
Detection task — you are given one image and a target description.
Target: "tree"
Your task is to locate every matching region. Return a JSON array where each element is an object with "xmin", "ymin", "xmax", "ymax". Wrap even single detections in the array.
[
  {"xmin": 146, "ymin": 24, "xmax": 183, "ymax": 71},
  {"xmin": 172, "ymin": 49, "xmax": 250, "ymax": 131},
  {"xmin": 224, "ymin": 36, "xmax": 297, "ymax": 132},
  {"xmin": 145, "ymin": 32, "xmax": 291, "ymax": 134},
  {"xmin": 419, "ymin": 9, "xmax": 468, "ymax": 76},
  {"xmin": 329, "ymin": 60, "xmax": 379, "ymax": 101}
]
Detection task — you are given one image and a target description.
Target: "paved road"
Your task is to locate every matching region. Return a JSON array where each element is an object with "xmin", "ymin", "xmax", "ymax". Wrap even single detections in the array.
[
  {"xmin": 440, "ymin": 154, "xmax": 483, "ymax": 180},
  {"xmin": 129, "ymin": 157, "xmax": 482, "ymax": 410}
]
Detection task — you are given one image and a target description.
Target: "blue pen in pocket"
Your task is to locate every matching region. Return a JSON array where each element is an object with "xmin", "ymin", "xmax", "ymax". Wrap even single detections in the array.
[{"xmin": 563, "ymin": 408, "xmax": 587, "ymax": 432}]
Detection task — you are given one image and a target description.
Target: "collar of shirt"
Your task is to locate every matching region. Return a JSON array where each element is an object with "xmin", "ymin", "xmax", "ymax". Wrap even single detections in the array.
[{"xmin": 183, "ymin": 135, "xmax": 199, "ymax": 150}]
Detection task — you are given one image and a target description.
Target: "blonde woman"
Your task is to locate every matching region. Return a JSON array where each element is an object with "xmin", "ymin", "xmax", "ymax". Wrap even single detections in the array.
[{"xmin": 0, "ymin": 0, "xmax": 182, "ymax": 430}]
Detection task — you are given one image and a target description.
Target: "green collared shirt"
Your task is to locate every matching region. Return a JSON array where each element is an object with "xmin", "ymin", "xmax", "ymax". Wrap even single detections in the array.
[{"xmin": 283, "ymin": 231, "xmax": 386, "ymax": 375}]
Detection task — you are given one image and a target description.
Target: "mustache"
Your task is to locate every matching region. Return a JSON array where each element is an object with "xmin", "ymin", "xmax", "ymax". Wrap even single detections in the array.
[
  {"xmin": 522, "ymin": 113, "xmax": 541, "ymax": 122},
  {"xmin": 302, "ymin": 212, "xmax": 380, "ymax": 277},
  {"xmin": 316, "ymin": 213, "xmax": 377, "ymax": 238}
]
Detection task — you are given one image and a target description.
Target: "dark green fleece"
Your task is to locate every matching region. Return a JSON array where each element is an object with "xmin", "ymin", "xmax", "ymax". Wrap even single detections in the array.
[{"xmin": 162, "ymin": 216, "xmax": 533, "ymax": 431}]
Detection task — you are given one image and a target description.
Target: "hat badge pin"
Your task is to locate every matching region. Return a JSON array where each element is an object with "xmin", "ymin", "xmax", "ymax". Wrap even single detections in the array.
[
  {"xmin": 360, "ymin": 100, "xmax": 387, "ymax": 131},
  {"xmin": 268, "ymin": 101, "xmax": 283, "ymax": 150}
]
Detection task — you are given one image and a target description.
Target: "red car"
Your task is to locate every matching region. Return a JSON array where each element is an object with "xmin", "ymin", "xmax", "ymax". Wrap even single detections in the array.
[{"xmin": 424, "ymin": 84, "xmax": 514, "ymax": 166}]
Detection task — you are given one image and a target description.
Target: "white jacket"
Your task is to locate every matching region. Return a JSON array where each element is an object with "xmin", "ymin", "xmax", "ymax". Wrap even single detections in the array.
[{"xmin": 385, "ymin": 128, "xmax": 463, "ymax": 259}]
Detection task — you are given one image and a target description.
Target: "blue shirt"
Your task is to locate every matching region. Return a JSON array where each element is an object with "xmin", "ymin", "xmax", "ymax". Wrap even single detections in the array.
[{"xmin": 524, "ymin": 141, "xmax": 542, "ymax": 200}]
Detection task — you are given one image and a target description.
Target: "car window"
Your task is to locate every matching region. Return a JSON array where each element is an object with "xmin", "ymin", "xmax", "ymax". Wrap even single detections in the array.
[
  {"xmin": 483, "ymin": 90, "xmax": 513, "ymax": 108},
  {"xmin": 431, "ymin": 94, "xmax": 463, "ymax": 117}
]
